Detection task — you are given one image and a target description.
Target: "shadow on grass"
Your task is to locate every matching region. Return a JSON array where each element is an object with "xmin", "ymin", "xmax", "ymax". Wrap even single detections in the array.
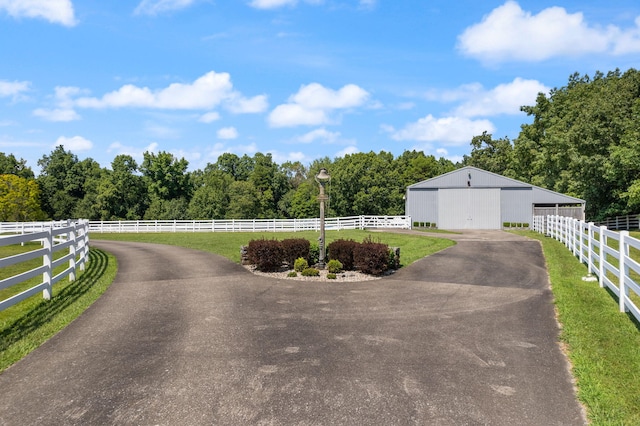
[
  {"xmin": 602, "ymin": 286, "xmax": 640, "ymax": 333},
  {"xmin": 0, "ymin": 249, "xmax": 110, "ymax": 353}
]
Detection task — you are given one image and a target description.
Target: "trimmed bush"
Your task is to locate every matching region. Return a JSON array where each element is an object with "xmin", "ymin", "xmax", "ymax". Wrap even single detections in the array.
[
  {"xmin": 246, "ymin": 238, "xmax": 284, "ymax": 272},
  {"xmin": 308, "ymin": 242, "xmax": 320, "ymax": 266},
  {"xmin": 294, "ymin": 257, "xmax": 308, "ymax": 272},
  {"xmin": 327, "ymin": 238, "xmax": 357, "ymax": 270},
  {"xmin": 353, "ymin": 236, "xmax": 389, "ymax": 276},
  {"xmin": 327, "ymin": 259, "xmax": 343, "ymax": 274},
  {"xmin": 281, "ymin": 238, "xmax": 310, "ymax": 268},
  {"xmin": 327, "ymin": 273, "xmax": 337, "ymax": 279},
  {"xmin": 287, "ymin": 271, "xmax": 298, "ymax": 277},
  {"xmin": 388, "ymin": 247, "xmax": 400, "ymax": 270},
  {"xmin": 301, "ymin": 267, "xmax": 320, "ymax": 277}
]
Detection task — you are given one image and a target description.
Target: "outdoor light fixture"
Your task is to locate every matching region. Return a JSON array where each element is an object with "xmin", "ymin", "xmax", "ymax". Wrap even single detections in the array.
[{"xmin": 315, "ymin": 168, "xmax": 330, "ymax": 269}]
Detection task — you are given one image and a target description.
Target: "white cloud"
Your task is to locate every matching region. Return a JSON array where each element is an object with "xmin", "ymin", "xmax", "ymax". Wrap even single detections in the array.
[
  {"xmin": 55, "ymin": 135, "xmax": 93, "ymax": 151},
  {"xmin": 134, "ymin": 0, "xmax": 195, "ymax": 15},
  {"xmin": 73, "ymin": 71, "xmax": 264, "ymax": 114},
  {"xmin": 388, "ymin": 115, "xmax": 496, "ymax": 146},
  {"xmin": 198, "ymin": 111, "xmax": 220, "ymax": 123},
  {"xmin": 297, "ymin": 128, "xmax": 341, "ymax": 144},
  {"xmin": 451, "ymin": 78, "xmax": 549, "ymax": 117},
  {"xmin": 248, "ymin": 0, "xmax": 322, "ymax": 9},
  {"xmin": 33, "ymin": 108, "xmax": 80, "ymax": 122},
  {"xmin": 268, "ymin": 83, "xmax": 370, "ymax": 127},
  {"xmin": 335, "ymin": 146, "xmax": 359, "ymax": 158},
  {"xmin": 226, "ymin": 94, "xmax": 269, "ymax": 114},
  {"xmin": 249, "ymin": 0, "xmax": 297, "ymax": 9},
  {"xmin": 0, "ymin": 80, "xmax": 30, "ymax": 100},
  {"xmin": 359, "ymin": 0, "xmax": 376, "ymax": 10},
  {"xmin": 108, "ymin": 142, "xmax": 159, "ymax": 162},
  {"xmin": 217, "ymin": 127, "xmax": 239, "ymax": 140},
  {"xmin": 206, "ymin": 142, "xmax": 258, "ymax": 162},
  {"xmin": 0, "ymin": 0, "xmax": 76, "ymax": 26},
  {"xmin": 457, "ymin": 1, "xmax": 640, "ymax": 63}
]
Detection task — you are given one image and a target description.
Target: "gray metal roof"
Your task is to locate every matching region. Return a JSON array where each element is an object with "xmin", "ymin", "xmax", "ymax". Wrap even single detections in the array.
[{"xmin": 408, "ymin": 166, "xmax": 585, "ymax": 205}]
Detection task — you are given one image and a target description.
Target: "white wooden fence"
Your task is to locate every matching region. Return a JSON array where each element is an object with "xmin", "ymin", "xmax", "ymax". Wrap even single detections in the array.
[
  {"xmin": 594, "ymin": 213, "xmax": 640, "ymax": 231},
  {"xmin": 533, "ymin": 215, "xmax": 640, "ymax": 322},
  {"xmin": 87, "ymin": 215, "xmax": 412, "ymax": 233},
  {"xmin": 0, "ymin": 220, "xmax": 90, "ymax": 311}
]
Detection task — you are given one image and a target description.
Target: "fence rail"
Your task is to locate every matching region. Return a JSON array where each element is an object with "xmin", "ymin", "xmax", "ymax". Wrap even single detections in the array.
[
  {"xmin": 533, "ymin": 215, "xmax": 640, "ymax": 323},
  {"xmin": 0, "ymin": 220, "xmax": 90, "ymax": 311},
  {"xmin": 594, "ymin": 213, "xmax": 640, "ymax": 231},
  {"xmin": 86, "ymin": 215, "xmax": 412, "ymax": 233}
]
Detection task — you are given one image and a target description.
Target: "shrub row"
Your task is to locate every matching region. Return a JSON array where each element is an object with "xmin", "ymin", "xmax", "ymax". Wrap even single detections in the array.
[
  {"xmin": 328, "ymin": 237, "xmax": 397, "ymax": 276},
  {"xmin": 412, "ymin": 221, "xmax": 436, "ymax": 228},
  {"xmin": 502, "ymin": 222, "xmax": 530, "ymax": 228},
  {"xmin": 247, "ymin": 236, "xmax": 398, "ymax": 276}
]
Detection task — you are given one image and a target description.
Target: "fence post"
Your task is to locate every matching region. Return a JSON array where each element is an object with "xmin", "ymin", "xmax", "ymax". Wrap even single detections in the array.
[
  {"xmin": 587, "ymin": 222, "xmax": 594, "ymax": 274},
  {"xmin": 42, "ymin": 228, "xmax": 53, "ymax": 300},
  {"xmin": 599, "ymin": 226, "xmax": 607, "ymax": 288},
  {"xmin": 619, "ymin": 231, "xmax": 629, "ymax": 312},
  {"xmin": 69, "ymin": 224, "xmax": 77, "ymax": 282}
]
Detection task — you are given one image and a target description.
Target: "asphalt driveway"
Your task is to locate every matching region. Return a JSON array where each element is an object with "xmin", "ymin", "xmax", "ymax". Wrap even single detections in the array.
[{"xmin": 0, "ymin": 232, "xmax": 586, "ymax": 425}]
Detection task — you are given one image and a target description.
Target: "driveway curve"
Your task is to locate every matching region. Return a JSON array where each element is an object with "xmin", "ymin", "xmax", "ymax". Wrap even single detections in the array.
[{"xmin": 0, "ymin": 233, "xmax": 585, "ymax": 425}]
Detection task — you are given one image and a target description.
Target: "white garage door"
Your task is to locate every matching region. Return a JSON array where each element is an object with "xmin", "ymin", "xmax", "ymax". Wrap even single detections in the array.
[{"xmin": 438, "ymin": 188, "xmax": 501, "ymax": 229}]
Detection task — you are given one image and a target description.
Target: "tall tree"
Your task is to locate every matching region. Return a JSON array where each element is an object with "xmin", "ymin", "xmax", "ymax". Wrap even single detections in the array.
[
  {"xmin": 514, "ymin": 68, "xmax": 640, "ymax": 219},
  {"xmin": 0, "ymin": 152, "xmax": 34, "ymax": 179},
  {"xmin": 37, "ymin": 146, "xmax": 101, "ymax": 219},
  {"xmin": 0, "ymin": 174, "xmax": 46, "ymax": 221},
  {"xmin": 463, "ymin": 132, "xmax": 515, "ymax": 177}
]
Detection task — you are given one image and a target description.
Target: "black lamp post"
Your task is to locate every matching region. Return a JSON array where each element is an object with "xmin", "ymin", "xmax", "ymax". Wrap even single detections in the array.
[{"xmin": 315, "ymin": 168, "xmax": 330, "ymax": 269}]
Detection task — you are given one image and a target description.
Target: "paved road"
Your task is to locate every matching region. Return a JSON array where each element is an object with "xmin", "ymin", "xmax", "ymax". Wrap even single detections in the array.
[{"xmin": 0, "ymin": 232, "xmax": 586, "ymax": 425}]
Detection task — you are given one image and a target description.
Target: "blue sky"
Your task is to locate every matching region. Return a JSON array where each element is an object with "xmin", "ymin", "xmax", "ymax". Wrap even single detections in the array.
[{"xmin": 1, "ymin": 0, "xmax": 640, "ymax": 173}]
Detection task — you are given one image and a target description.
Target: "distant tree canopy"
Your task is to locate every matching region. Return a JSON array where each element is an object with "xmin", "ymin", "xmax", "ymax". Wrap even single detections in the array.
[
  {"xmin": 464, "ymin": 68, "xmax": 640, "ymax": 220},
  {"xmin": 2, "ymin": 68, "xmax": 639, "ymax": 222}
]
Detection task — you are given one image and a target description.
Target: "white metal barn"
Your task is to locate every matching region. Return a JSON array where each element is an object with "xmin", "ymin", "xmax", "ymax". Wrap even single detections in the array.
[{"xmin": 405, "ymin": 166, "xmax": 585, "ymax": 230}]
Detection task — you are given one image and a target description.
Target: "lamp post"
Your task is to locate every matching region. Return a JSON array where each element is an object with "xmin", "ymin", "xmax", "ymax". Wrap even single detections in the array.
[{"xmin": 315, "ymin": 168, "xmax": 330, "ymax": 269}]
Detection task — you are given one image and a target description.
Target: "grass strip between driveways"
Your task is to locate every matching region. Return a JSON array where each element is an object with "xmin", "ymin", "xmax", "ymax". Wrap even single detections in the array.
[
  {"xmin": 90, "ymin": 229, "xmax": 455, "ymax": 266},
  {"xmin": 0, "ymin": 248, "xmax": 117, "ymax": 373},
  {"xmin": 517, "ymin": 231, "xmax": 640, "ymax": 425}
]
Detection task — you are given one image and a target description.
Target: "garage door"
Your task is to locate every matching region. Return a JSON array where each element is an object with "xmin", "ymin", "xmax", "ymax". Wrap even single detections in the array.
[{"xmin": 438, "ymin": 188, "xmax": 501, "ymax": 229}]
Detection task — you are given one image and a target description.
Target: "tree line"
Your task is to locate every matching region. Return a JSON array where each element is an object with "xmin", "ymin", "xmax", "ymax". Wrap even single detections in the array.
[
  {"xmin": 1, "ymin": 68, "xmax": 639, "ymax": 222},
  {"xmin": 0, "ymin": 148, "xmax": 455, "ymax": 221}
]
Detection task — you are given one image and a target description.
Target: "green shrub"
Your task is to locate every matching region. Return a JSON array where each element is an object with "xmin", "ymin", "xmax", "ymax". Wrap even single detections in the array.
[
  {"xmin": 353, "ymin": 236, "xmax": 389, "ymax": 276},
  {"xmin": 327, "ymin": 239, "xmax": 357, "ymax": 270},
  {"xmin": 246, "ymin": 238, "xmax": 284, "ymax": 272},
  {"xmin": 287, "ymin": 271, "xmax": 298, "ymax": 277},
  {"xmin": 327, "ymin": 273, "xmax": 337, "ymax": 279},
  {"xmin": 327, "ymin": 259, "xmax": 343, "ymax": 274},
  {"xmin": 425, "ymin": 222, "xmax": 431, "ymax": 228},
  {"xmin": 413, "ymin": 221, "xmax": 420, "ymax": 227},
  {"xmin": 281, "ymin": 238, "xmax": 310, "ymax": 268},
  {"xmin": 388, "ymin": 247, "xmax": 400, "ymax": 269},
  {"xmin": 294, "ymin": 257, "xmax": 308, "ymax": 272},
  {"xmin": 503, "ymin": 222, "xmax": 511, "ymax": 228},
  {"xmin": 308, "ymin": 242, "xmax": 320, "ymax": 266},
  {"xmin": 301, "ymin": 267, "xmax": 320, "ymax": 277}
]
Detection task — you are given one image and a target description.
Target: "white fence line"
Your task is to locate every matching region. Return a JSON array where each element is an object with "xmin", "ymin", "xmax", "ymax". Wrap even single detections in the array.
[
  {"xmin": 0, "ymin": 220, "xmax": 90, "ymax": 311},
  {"xmin": 533, "ymin": 215, "xmax": 640, "ymax": 322},
  {"xmin": 86, "ymin": 215, "xmax": 412, "ymax": 233},
  {"xmin": 594, "ymin": 213, "xmax": 640, "ymax": 231}
]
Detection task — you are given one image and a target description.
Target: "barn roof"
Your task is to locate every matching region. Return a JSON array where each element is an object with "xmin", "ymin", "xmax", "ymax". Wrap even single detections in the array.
[{"xmin": 408, "ymin": 166, "xmax": 585, "ymax": 204}]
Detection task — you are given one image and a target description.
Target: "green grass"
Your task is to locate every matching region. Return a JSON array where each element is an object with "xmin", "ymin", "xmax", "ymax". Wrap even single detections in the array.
[
  {"xmin": 517, "ymin": 231, "xmax": 640, "ymax": 425},
  {"xmin": 0, "ymin": 248, "xmax": 117, "ymax": 373},
  {"xmin": 91, "ymin": 229, "xmax": 455, "ymax": 266}
]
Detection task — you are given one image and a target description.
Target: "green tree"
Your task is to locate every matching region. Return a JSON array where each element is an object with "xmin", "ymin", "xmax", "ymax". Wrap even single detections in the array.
[
  {"xmin": 93, "ymin": 155, "xmax": 148, "ymax": 220},
  {"xmin": 514, "ymin": 68, "xmax": 640, "ymax": 219},
  {"xmin": 463, "ymin": 132, "xmax": 515, "ymax": 177},
  {"xmin": 140, "ymin": 151, "xmax": 191, "ymax": 201},
  {"xmin": 0, "ymin": 174, "xmax": 46, "ymax": 221},
  {"xmin": 187, "ymin": 168, "xmax": 233, "ymax": 219},
  {"xmin": 0, "ymin": 152, "xmax": 34, "ymax": 179},
  {"xmin": 37, "ymin": 146, "xmax": 102, "ymax": 219},
  {"xmin": 226, "ymin": 180, "xmax": 262, "ymax": 219}
]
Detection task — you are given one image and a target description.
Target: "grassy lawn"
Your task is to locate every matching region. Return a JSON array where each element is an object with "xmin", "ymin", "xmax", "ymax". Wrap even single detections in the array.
[
  {"xmin": 90, "ymin": 229, "xmax": 455, "ymax": 266},
  {"xmin": 517, "ymin": 231, "xmax": 640, "ymax": 425}
]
